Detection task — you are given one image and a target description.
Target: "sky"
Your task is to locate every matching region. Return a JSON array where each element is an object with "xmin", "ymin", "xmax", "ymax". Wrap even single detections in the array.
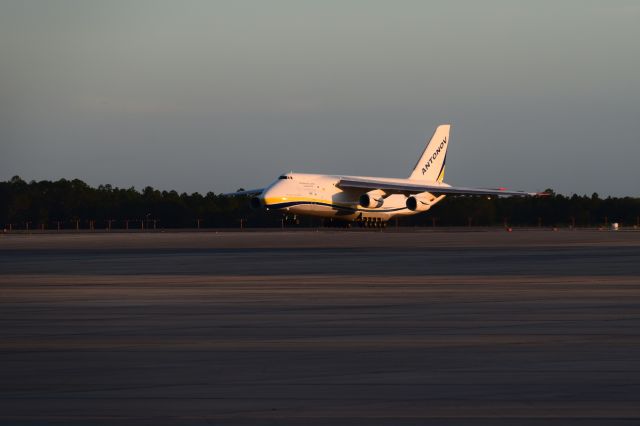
[{"xmin": 1, "ymin": 0, "xmax": 639, "ymax": 196}]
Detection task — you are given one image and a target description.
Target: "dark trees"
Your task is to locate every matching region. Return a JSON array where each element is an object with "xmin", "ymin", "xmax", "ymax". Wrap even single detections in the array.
[{"xmin": 1, "ymin": 177, "xmax": 639, "ymax": 229}]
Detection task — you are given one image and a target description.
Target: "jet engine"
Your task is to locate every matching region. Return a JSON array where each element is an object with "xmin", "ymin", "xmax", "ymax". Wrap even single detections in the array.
[
  {"xmin": 359, "ymin": 190, "xmax": 386, "ymax": 208},
  {"xmin": 406, "ymin": 192, "xmax": 437, "ymax": 212},
  {"xmin": 250, "ymin": 197, "xmax": 263, "ymax": 209}
]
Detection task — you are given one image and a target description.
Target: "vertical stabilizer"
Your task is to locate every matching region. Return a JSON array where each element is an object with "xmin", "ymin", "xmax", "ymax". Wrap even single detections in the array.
[{"xmin": 409, "ymin": 124, "xmax": 451, "ymax": 182}]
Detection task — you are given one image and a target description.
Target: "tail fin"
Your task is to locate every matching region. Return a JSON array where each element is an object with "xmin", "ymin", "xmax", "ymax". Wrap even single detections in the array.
[{"xmin": 409, "ymin": 124, "xmax": 451, "ymax": 182}]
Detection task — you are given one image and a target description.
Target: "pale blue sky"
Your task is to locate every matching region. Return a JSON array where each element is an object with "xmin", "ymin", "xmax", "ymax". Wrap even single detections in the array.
[{"xmin": 2, "ymin": 1, "xmax": 639, "ymax": 195}]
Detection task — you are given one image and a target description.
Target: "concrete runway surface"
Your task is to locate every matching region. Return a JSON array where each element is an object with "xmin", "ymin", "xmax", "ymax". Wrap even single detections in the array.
[{"xmin": 1, "ymin": 230, "xmax": 640, "ymax": 425}]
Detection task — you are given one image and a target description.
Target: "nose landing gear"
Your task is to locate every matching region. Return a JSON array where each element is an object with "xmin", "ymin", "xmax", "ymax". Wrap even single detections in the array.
[{"xmin": 283, "ymin": 214, "xmax": 300, "ymax": 225}]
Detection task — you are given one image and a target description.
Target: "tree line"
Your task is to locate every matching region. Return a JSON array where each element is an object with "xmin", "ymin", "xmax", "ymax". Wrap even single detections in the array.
[{"xmin": 1, "ymin": 176, "xmax": 639, "ymax": 230}]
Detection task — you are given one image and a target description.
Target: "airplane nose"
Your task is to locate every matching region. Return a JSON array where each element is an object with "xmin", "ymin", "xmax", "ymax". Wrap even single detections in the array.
[
  {"xmin": 250, "ymin": 187, "xmax": 279, "ymax": 209},
  {"xmin": 259, "ymin": 190, "xmax": 271, "ymax": 208},
  {"xmin": 260, "ymin": 188, "xmax": 284, "ymax": 209}
]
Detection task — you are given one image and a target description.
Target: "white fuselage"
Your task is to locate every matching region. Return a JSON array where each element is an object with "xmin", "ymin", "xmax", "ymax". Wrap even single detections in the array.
[{"xmin": 260, "ymin": 172, "xmax": 444, "ymax": 221}]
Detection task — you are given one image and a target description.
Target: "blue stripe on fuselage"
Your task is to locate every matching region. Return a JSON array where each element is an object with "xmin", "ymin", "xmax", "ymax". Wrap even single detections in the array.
[{"xmin": 266, "ymin": 201, "xmax": 407, "ymax": 213}]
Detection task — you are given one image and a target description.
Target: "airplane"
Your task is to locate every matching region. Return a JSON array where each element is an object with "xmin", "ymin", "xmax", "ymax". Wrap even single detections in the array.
[{"xmin": 225, "ymin": 124, "xmax": 544, "ymax": 227}]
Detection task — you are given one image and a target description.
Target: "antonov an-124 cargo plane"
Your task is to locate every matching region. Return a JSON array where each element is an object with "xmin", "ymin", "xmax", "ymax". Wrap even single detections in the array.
[{"xmin": 226, "ymin": 124, "xmax": 544, "ymax": 226}]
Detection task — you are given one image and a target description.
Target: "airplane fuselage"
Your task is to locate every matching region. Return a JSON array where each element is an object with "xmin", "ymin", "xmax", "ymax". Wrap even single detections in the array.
[{"xmin": 259, "ymin": 173, "xmax": 444, "ymax": 222}]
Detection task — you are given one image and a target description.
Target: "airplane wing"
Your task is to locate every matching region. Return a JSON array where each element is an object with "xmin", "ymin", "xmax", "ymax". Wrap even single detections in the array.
[
  {"xmin": 221, "ymin": 188, "xmax": 265, "ymax": 196},
  {"xmin": 338, "ymin": 177, "xmax": 543, "ymax": 197}
]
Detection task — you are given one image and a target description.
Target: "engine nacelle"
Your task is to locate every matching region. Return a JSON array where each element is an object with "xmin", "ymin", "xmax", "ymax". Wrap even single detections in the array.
[
  {"xmin": 406, "ymin": 192, "xmax": 437, "ymax": 212},
  {"xmin": 359, "ymin": 190, "xmax": 386, "ymax": 208},
  {"xmin": 250, "ymin": 197, "xmax": 263, "ymax": 209}
]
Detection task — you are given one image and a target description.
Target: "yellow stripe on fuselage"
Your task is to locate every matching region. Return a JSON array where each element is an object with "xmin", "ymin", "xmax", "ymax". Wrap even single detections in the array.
[{"xmin": 264, "ymin": 196, "xmax": 349, "ymax": 208}]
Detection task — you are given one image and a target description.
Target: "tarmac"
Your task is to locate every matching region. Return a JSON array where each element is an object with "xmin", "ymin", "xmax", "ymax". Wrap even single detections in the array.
[{"xmin": 1, "ymin": 229, "xmax": 640, "ymax": 425}]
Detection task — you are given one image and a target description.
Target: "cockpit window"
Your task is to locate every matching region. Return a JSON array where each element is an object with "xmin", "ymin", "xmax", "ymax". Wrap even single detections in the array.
[{"xmin": 278, "ymin": 175, "xmax": 293, "ymax": 180}]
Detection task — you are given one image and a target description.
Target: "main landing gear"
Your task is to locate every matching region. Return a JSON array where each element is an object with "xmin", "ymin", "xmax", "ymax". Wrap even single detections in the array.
[
  {"xmin": 356, "ymin": 217, "xmax": 387, "ymax": 229},
  {"xmin": 321, "ymin": 217, "xmax": 388, "ymax": 229}
]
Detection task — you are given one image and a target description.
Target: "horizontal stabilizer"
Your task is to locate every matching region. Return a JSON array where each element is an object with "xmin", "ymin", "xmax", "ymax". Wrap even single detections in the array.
[{"xmin": 221, "ymin": 188, "xmax": 264, "ymax": 196}]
